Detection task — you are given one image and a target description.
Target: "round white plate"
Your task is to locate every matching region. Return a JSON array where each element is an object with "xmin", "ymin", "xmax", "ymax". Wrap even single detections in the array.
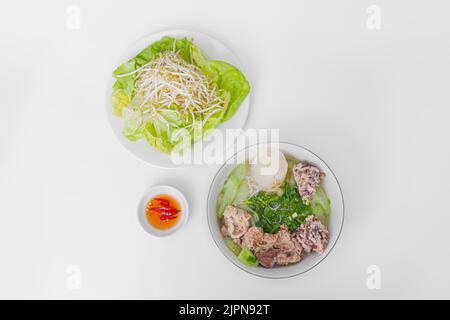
[
  {"xmin": 106, "ymin": 29, "xmax": 251, "ymax": 168},
  {"xmin": 207, "ymin": 142, "xmax": 345, "ymax": 279}
]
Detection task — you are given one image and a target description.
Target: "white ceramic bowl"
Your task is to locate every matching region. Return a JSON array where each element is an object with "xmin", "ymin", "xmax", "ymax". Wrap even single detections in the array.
[
  {"xmin": 138, "ymin": 185, "xmax": 189, "ymax": 237},
  {"xmin": 106, "ymin": 29, "xmax": 251, "ymax": 168},
  {"xmin": 207, "ymin": 142, "xmax": 344, "ymax": 278}
]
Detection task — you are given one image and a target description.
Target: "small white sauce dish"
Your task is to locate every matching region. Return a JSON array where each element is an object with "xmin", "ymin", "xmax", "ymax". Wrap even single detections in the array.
[{"xmin": 138, "ymin": 185, "xmax": 189, "ymax": 237}]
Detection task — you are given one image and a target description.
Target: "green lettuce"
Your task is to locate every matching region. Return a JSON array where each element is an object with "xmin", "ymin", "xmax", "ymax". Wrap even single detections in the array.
[
  {"xmin": 224, "ymin": 237, "xmax": 242, "ymax": 256},
  {"xmin": 237, "ymin": 247, "xmax": 258, "ymax": 267},
  {"xmin": 201, "ymin": 61, "xmax": 250, "ymax": 122},
  {"xmin": 310, "ymin": 186, "xmax": 331, "ymax": 225},
  {"xmin": 111, "ymin": 36, "xmax": 250, "ymax": 153},
  {"xmin": 217, "ymin": 164, "xmax": 249, "ymax": 219}
]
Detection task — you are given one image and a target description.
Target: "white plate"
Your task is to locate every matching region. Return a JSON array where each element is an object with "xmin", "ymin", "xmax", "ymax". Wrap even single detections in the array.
[
  {"xmin": 207, "ymin": 142, "xmax": 345, "ymax": 279},
  {"xmin": 106, "ymin": 29, "xmax": 251, "ymax": 168}
]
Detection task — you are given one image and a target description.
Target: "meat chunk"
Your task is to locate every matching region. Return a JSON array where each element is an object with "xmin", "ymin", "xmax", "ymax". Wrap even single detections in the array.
[
  {"xmin": 255, "ymin": 248, "xmax": 278, "ymax": 268},
  {"xmin": 251, "ymin": 224, "xmax": 302, "ymax": 268},
  {"xmin": 256, "ymin": 241, "xmax": 302, "ymax": 268},
  {"xmin": 221, "ymin": 206, "xmax": 252, "ymax": 242},
  {"xmin": 276, "ymin": 247, "xmax": 303, "ymax": 266},
  {"xmin": 295, "ymin": 215, "xmax": 329, "ymax": 254},
  {"xmin": 293, "ymin": 161, "xmax": 325, "ymax": 201},
  {"xmin": 241, "ymin": 227, "xmax": 264, "ymax": 251}
]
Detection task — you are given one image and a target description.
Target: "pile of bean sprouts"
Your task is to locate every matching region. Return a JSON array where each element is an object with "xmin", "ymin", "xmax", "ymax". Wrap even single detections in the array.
[{"xmin": 118, "ymin": 51, "xmax": 228, "ymax": 128}]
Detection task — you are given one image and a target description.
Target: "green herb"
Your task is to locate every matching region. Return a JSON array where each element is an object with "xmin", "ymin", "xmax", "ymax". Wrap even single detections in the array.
[{"xmin": 246, "ymin": 182, "xmax": 313, "ymax": 233}]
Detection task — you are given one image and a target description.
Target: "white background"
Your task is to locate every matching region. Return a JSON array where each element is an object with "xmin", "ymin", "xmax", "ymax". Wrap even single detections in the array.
[{"xmin": 1, "ymin": 0, "xmax": 449, "ymax": 299}]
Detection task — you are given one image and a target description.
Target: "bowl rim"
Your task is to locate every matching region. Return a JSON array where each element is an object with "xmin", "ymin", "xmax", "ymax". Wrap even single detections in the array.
[
  {"xmin": 207, "ymin": 141, "xmax": 345, "ymax": 279},
  {"xmin": 138, "ymin": 185, "xmax": 189, "ymax": 237}
]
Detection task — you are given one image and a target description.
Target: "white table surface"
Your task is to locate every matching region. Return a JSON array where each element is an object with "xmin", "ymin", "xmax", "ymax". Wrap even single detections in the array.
[{"xmin": 1, "ymin": 0, "xmax": 449, "ymax": 299}]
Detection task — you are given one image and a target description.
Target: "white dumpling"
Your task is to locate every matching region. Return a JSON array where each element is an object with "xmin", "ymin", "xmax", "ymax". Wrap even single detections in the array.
[{"xmin": 249, "ymin": 146, "xmax": 288, "ymax": 192}]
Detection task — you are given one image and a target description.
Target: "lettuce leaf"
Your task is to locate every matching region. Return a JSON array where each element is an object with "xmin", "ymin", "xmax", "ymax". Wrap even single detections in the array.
[
  {"xmin": 111, "ymin": 61, "xmax": 136, "ymax": 117},
  {"xmin": 237, "ymin": 247, "xmax": 258, "ymax": 267},
  {"xmin": 111, "ymin": 89, "xmax": 130, "ymax": 117},
  {"xmin": 191, "ymin": 44, "xmax": 250, "ymax": 122},
  {"xmin": 310, "ymin": 186, "xmax": 331, "ymax": 225},
  {"xmin": 202, "ymin": 61, "xmax": 250, "ymax": 122},
  {"xmin": 122, "ymin": 109, "xmax": 145, "ymax": 141},
  {"xmin": 224, "ymin": 237, "xmax": 242, "ymax": 256},
  {"xmin": 217, "ymin": 164, "xmax": 249, "ymax": 219},
  {"xmin": 134, "ymin": 36, "xmax": 193, "ymax": 66}
]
